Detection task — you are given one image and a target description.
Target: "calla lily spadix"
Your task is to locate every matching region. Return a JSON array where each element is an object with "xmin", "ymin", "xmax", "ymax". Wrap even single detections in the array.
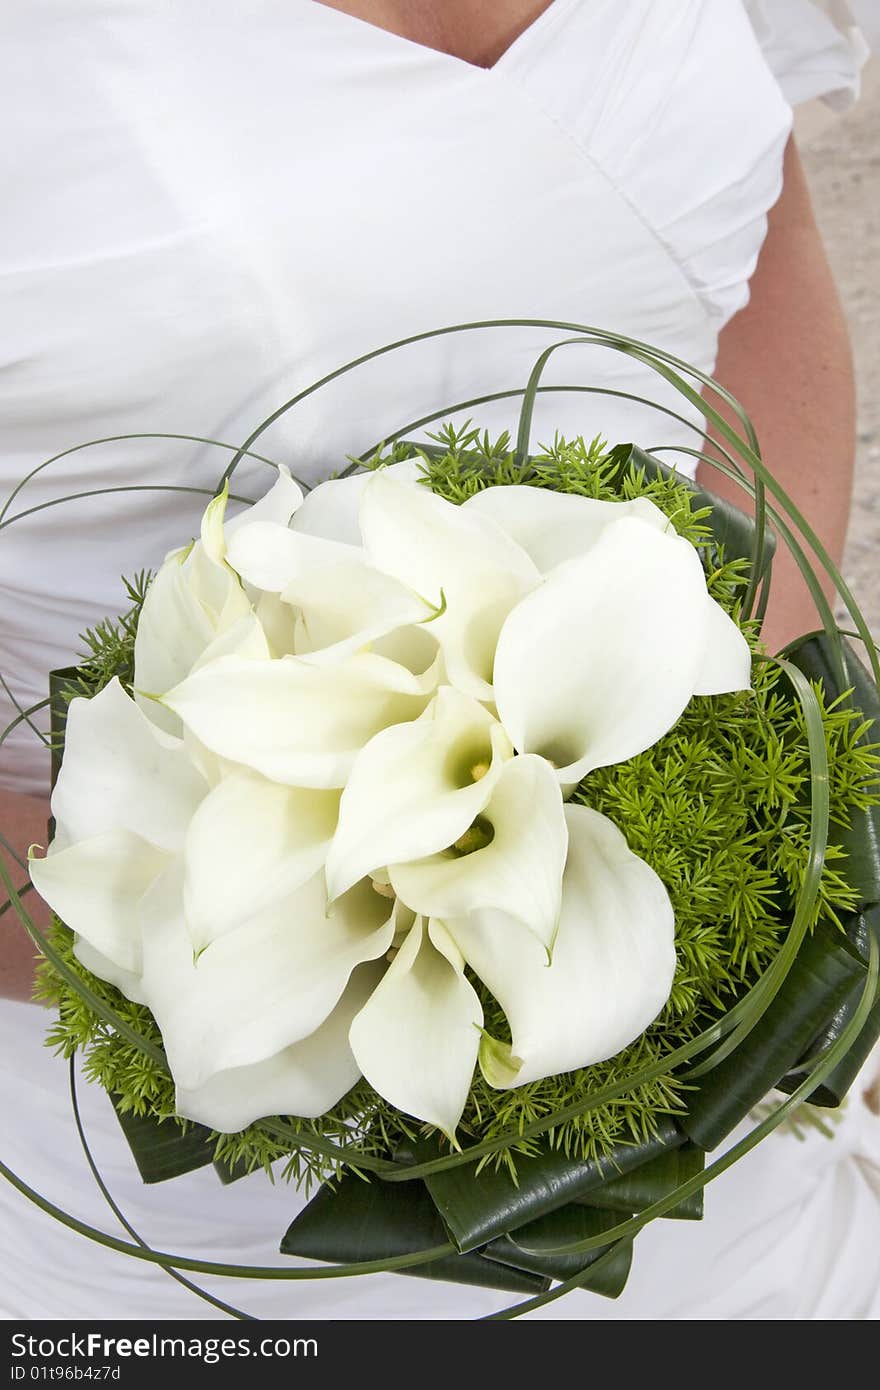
[
  {"xmin": 31, "ymin": 458, "xmax": 754, "ymax": 1139},
  {"xmin": 388, "ymin": 752, "xmax": 567, "ymax": 957}
]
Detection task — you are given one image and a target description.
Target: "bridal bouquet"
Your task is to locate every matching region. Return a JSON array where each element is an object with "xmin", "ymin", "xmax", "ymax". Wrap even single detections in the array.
[{"xmin": 3, "ymin": 324, "xmax": 879, "ymax": 1317}]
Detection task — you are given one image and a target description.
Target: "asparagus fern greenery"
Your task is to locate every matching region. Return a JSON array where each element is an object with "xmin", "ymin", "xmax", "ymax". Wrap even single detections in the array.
[{"xmin": 34, "ymin": 427, "xmax": 880, "ymax": 1188}]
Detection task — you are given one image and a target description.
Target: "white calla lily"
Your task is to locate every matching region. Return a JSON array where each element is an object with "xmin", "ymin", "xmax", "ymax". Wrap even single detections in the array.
[
  {"xmin": 49, "ymin": 678, "xmax": 207, "ymax": 852},
  {"xmin": 348, "ymin": 918, "xmax": 482, "ymax": 1139},
  {"xmin": 176, "ymin": 965, "xmax": 383, "ymax": 1130},
  {"xmin": 191, "ymin": 612, "xmax": 272, "ymax": 670},
  {"xmin": 494, "ymin": 516, "xmax": 750, "ymax": 785},
  {"xmin": 183, "ymin": 771, "xmax": 340, "ymax": 953},
  {"xmin": 359, "ymin": 471, "xmax": 540, "ymax": 700},
  {"xmin": 226, "ymin": 523, "xmax": 360, "ymax": 594},
  {"xmin": 224, "ymin": 465, "xmax": 304, "ymax": 539},
  {"xmin": 289, "ymin": 460, "xmax": 421, "ymax": 545},
  {"xmin": 139, "ymin": 864, "xmax": 395, "ymax": 1092},
  {"xmin": 325, "ymin": 685, "xmax": 514, "ymax": 902},
  {"xmin": 30, "ymin": 830, "xmax": 170, "ymax": 978},
  {"xmin": 162, "ymin": 651, "xmax": 434, "ymax": 788},
  {"xmin": 253, "ymin": 591, "xmax": 299, "ymax": 658},
  {"xmin": 450, "ymin": 803, "xmax": 676, "ymax": 1088},
  {"xmin": 134, "ymin": 489, "xmax": 253, "ymax": 735},
  {"xmin": 72, "ymin": 939, "xmax": 149, "ymax": 1006},
  {"xmin": 390, "ymin": 753, "xmax": 567, "ymax": 957},
  {"xmin": 692, "ymin": 593, "xmax": 753, "ymax": 695},
  {"xmin": 464, "ymin": 484, "xmax": 671, "ymax": 572},
  {"xmin": 285, "ymin": 559, "xmax": 439, "ymax": 664}
]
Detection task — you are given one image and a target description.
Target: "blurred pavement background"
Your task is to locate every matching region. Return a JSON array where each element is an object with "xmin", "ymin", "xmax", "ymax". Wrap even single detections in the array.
[{"xmin": 798, "ymin": 60, "xmax": 878, "ymax": 635}]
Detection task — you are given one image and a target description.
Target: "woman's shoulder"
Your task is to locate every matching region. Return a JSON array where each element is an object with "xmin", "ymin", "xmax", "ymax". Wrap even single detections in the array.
[{"xmin": 503, "ymin": 0, "xmax": 869, "ymax": 328}]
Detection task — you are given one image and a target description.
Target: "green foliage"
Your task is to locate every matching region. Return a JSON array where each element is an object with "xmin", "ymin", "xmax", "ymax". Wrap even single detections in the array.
[
  {"xmin": 35, "ymin": 427, "xmax": 880, "ymax": 1185},
  {"xmin": 66, "ymin": 571, "xmax": 152, "ymax": 702}
]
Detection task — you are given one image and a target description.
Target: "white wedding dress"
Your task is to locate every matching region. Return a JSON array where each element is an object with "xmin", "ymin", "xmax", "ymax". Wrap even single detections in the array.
[{"xmin": 1, "ymin": 0, "xmax": 878, "ymax": 1319}]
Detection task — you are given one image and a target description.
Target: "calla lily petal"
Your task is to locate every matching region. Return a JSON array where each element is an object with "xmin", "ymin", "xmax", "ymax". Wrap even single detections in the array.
[
  {"xmin": 175, "ymin": 965, "xmax": 382, "ymax": 1130},
  {"xmin": 30, "ymin": 830, "xmax": 169, "ymax": 977},
  {"xmin": 254, "ymin": 591, "xmax": 299, "ymax": 658},
  {"xmin": 370, "ymin": 621, "xmax": 441, "ymax": 677},
  {"xmin": 349, "ymin": 918, "xmax": 482, "ymax": 1138},
  {"xmin": 464, "ymin": 485, "xmax": 670, "ymax": 572},
  {"xmin": 191, "ymin": 612, "xmax": 271, "ymax": 671},
  {"xmin": 359, "ymin": 471, "xmax": 540, "ymax": 700},
  {"xmin": 133, "ymin": 540, "xmax": 252, "ymax": 735},
  {"xmin": 390, "ymin": 753, "xmax": 567, "ymax": 956},
  {"xmin": 290, "ymin": 460, "xmax": 421, "ymax": 545},
  {"xmin": 51, "ymin": 679, "xmax": 206, "ymax": 851},
  {"xmin": 162, "ymin": 652, "xmax": 433, "ymax": 788},
  {"xmin": 225, "ymin": 523, "xmax": 360, "ymax": 595},
  {"xmin": 450, "ymin": 804, "xmax": 676, "ymax": 1089},
  {"xmin": 183, "ymin": 771, "xmax": 340, "ymax": 953},
  {"xmin": 199, "ymin": 485, "xmax": 230, "ymax": 565},
  {"xmin": 692, "ymin": 596, "xmax": 753, "ymax": 696},
  {"xmin": 225, "ymin": 465, "xmax": 304, "ymax": 538},
  {"xmin": 494, "ymin": 517, "xmax": 713, "ymax": 783},
  {"xmin": 139, "ymin": 864, "xmax": 395, "ymax": 1090},
  {"xmin": 285, "ymin": 560, "xmax": 436, "ymax": 663},
  {"xmin": 325, "ymin": 686, "xmax": 513, "ymax": 901},
  {"xmin": 72, "ymin": 939, "xmax": 149, "ymax": 1006}
]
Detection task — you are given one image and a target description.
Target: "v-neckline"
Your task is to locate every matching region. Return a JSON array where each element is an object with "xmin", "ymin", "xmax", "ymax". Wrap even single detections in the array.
[{"xmin": 305, "ymin": 0, "xmax": 573, "ymax": 74}]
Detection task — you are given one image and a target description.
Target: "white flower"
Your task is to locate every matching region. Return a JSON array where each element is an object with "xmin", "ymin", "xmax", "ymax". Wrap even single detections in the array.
[
  {"xmin": 133, "ymin": 467, "xmax": 303, "ymax": 734},
  {"xmin": 29, "ymin": 679, "xmax": 395, "ymax": 1130},
  {"xmin": 346, "ymin": 805, "xmax": 675, "ymax": 1138},
  {"xmin": 31, "ymin": 461, "xmax": 754, "ymax": 1139}
]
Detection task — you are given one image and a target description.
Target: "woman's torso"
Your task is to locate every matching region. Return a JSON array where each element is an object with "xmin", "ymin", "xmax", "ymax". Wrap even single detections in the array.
[{"xmin": 1, "ymin": 0, "xmax": 792, "ymax": 795}]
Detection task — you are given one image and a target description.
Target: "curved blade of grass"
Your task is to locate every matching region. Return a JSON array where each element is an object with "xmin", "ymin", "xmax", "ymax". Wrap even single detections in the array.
[
  {"xmin": 0, "ymin": 433, "xmax": 292, "ymax": 527},
  {"xmin": 70, "ymin": 1062, "xmax": 256, "ymax": 1320}
]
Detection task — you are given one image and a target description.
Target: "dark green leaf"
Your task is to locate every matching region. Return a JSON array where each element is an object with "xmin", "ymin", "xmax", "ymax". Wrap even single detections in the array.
[
  {"xmin": 576, "ymin": 1141, "xmax": 705, "ymax": 1220},
  {"xmin": 213, "ymin": 1154, "xmax": 254, "ymax": 1186},
  {"xmin": 281, "ymin": 1176, "xmax": 548, "ymax": 1293},
  {"xmin": 778, "ymin": 904, "xmax": 880, "ymax": 1107},
  {"xmin": 680, "ymin": 917, "xmax": 865, "ymax": 1150},
  {"xmin": 417, "ymin": 1119, "xmax": 683, "ymax": 1253},
  {"xmin": 486, "ymin": 1205, "xmax": 633, "ymax": 1296},
  {"xmin": 783, "ymin": 633, "xmax": 880, "ymax": 908},
  {"xmin": 111, "ymin": 1095, "xmax": 215, "ymax": 1185},
  {"xmin": 48, "ymin": 666, "xmax": 84, "ymax": 796}
]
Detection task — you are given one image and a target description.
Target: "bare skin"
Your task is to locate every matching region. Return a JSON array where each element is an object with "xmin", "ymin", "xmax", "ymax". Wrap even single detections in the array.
[
  {"xmin": 317, "ymin": 0, "xmax": 557, "ymax": 67},
  {"xmin": 0, "ymin": 5, "xmax": 856, "ymax": 1001},
  {"xmin": 701, "ymin": 137, "xmax": 855, "ymax": 655}
]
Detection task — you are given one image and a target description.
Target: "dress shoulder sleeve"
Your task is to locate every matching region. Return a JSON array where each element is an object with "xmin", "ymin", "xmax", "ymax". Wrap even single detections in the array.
[{"xmin": 743, "ymin": 0, "xmax": 871, "ymax": 110}]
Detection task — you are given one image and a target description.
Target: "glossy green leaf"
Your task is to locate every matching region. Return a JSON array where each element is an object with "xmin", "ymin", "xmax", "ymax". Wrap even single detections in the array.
[
  {"xmin": 417, "ymin": 1118, "xmax": 683, "ymax": 1253},
  {"xmin": 49, "ymin": 666, "xmax": 83, "ymax": 795},
  {"xmin": 778, "ymin": 903, "xmax": 880, "ymax": 1107},
  {"xmin": 680, "ymin": 917, "xmax": 865, "ymax": 1150},
  {"xmin": 576, "ymin": 1141, "xmax": 705, "ymax": 1220},
  {"xmin": 783, "ymin": 633, "xmax": 880, "ymax": 908},
  {"xmin": 110, "ymin": 1095, "xmax": 215, "ymax": 1185},
  {"xmin": 486, "ymin": 1204, "xmax": 633, "ymax": 1296},
  {"xmin": 280, "ymin": 1176, "xmax": 548, "ymax": 1293}
]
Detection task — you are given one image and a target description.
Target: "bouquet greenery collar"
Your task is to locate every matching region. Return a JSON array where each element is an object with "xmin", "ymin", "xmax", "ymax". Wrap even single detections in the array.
[{"xmin": 3, "ymin": 322, "xmax": 878, "ymax": 1318}]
